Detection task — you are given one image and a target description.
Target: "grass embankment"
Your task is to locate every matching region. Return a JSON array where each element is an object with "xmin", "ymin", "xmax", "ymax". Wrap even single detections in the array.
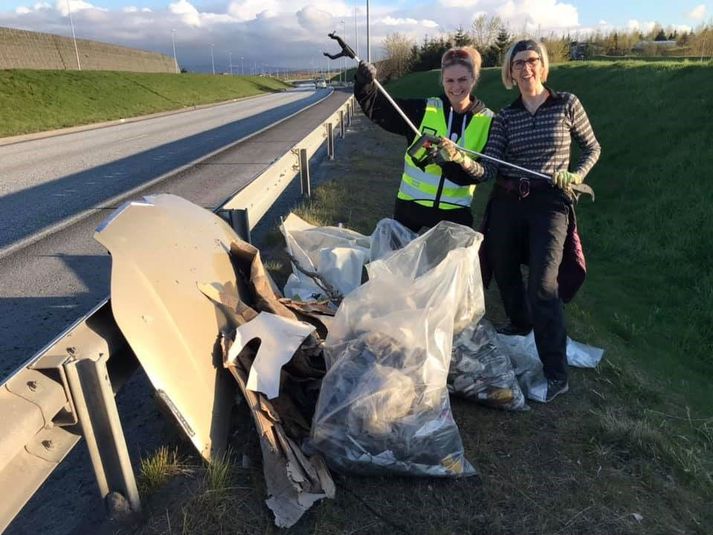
[
  {"xmin": 0, "ymin": 70, "xmax": 290, "ymax": 138},
  {"xmin": 132, "ymin": 62, "xmax": 712, "ymax": 534}
]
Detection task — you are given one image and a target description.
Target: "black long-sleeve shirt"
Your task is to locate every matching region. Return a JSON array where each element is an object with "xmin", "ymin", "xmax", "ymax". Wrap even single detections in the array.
[{"xmin": 354, "ymin": 77, "xmax": 492, "ymax": 187}]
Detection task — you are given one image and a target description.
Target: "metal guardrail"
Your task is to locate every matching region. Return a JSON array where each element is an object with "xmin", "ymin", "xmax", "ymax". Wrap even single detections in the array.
[{"xmin": 0, "ymin": 94, "xmax": 355, "ymax": 533}]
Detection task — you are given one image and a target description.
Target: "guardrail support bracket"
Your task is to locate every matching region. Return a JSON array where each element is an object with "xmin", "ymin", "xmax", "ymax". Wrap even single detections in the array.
[
  {"xmin": 298, "ymin": 148, "xmax": 311, "ymax": 197},
  {"xmin": 339, "ymin": 110, "xmax": 345, "ymax": 139},
  {"xmin": 327, "ymin": 123, "xmax": 335, "ymax": 160},
  {"xmin": 221, "ymin": 208, "xmax": 251, "ymax": 243},
  {"xmin": 64, "ymin": 353, "xmax": 141, "ymax": 515}
]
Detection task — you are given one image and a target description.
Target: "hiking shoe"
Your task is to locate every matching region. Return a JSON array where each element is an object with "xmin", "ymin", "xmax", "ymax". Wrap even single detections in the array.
[
  {"xmin": 545, "ymin": 378, "xmax": 569, "ymax": 402},
  {"xmin": 496, "ymin": 322, "xmax": 532, "ymax": 336}
]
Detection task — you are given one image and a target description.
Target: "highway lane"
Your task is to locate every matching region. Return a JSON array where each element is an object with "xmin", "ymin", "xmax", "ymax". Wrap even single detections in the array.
[{"xmin": 0, "ymin": 88, "xmax": 328, "ymax": 255}]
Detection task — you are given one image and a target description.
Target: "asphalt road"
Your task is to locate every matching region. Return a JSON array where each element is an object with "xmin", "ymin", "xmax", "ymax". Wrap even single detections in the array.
[
  {"xmin": 0, "ymin": 88, "xmax": 328, "ymax": 256},
  {"xmin": 3, "ymin": 87, "xmax": 352, "ymax": 534}
]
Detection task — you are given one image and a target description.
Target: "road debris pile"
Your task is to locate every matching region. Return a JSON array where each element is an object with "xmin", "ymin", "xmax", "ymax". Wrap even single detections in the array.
[{"xmin": 97, "ymin": 195, "xmax": 604, "ymax": 528}]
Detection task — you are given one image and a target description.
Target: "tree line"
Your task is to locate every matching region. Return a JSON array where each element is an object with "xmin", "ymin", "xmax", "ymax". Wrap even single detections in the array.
[{"xmin": 378, "ymin": 15, "xmax": 713, "ymax": 81}]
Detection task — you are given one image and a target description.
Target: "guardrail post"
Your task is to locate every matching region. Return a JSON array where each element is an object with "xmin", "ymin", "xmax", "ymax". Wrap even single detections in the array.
[
  {"xmin": 299, "ymin": 148, "xmax": 310, "ymax": 197},
  {"xmin": 64, "ymin": 353, "xmax": 141, "ymax": 515},
  {"xmin": 349, "ymin": 98, "xmax": 355, "ymax": 121},
  {"xmin": 345, "ymin": 103, "xmax": 352, "ymax": 126},
  {"xmin": 339, "ymin": 110, "xmax": 345, "ymax": 139},
  {"xmin": 229, "ymin": 209, "xmax": 251, "ymax": 243},
  {"xmin": 327, "ymin": 123, "xmax": 335, "ymax": 160}
]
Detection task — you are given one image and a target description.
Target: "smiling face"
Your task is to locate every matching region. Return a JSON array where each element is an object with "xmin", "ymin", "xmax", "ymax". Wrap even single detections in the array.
[
  {"xmin": 511, "ymin": 50, "xmax": 545, "ymax": 93},
  {"xmin": 442, "ymin": 64, "xmax": 476, "ymax": 108}
]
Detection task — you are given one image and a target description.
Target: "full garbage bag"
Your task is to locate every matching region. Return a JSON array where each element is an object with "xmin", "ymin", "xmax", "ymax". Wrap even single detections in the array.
[
  {"xmin": 449, "ymin": 319, "xmax": 528, "ymax": 411},
  {"xmin": 369, "ymin": 218, "xmax": 417, "ymax": 262},
  {"xmin": 310, "ymin": 222, "xmax": 482, "ymax": 477},
  {"xmin": 280, "ymin": 213, "xmax": 370, "ymax": 301}
]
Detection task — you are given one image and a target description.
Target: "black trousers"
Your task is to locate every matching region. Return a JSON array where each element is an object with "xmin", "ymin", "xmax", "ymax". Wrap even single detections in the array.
[
  {"xmin": 486, "ymin": 189, "xmax": 570, "ymax": 381},
  {"xmin": 393, "ymin": 198, "xmax": 473, "ymax": 233}
]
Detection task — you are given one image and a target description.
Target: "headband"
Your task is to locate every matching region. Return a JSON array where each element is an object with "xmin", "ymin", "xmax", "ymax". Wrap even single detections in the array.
[{"xmin": 511, "ymin": 40, "xmax": 541, "ymax": 57}]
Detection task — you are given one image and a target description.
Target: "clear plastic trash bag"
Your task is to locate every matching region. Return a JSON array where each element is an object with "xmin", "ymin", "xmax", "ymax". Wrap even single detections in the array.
[
  {"xmin": 369, "ymin": 218, "xmax": 417, "ymax": 262},
  {"xmin": 310, "ymin": 222, "xmax": 482, "ymax": 477},
  {"xmin": 449, "ymin": 319, "xmax": 528, "ymax": 411}
]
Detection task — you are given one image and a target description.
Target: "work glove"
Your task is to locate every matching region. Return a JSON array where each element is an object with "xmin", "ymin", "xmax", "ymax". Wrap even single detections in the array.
[
  {"xmin": 436, "ymin": 138, "xmax": 467, "ymax": 166},
  {"xmin": 355, "ymin": 61, "xmax": 377, "ymax": 85},
  {"xmin": 553, "ymin": 170, "xmax": 582, "ymax": 190}
]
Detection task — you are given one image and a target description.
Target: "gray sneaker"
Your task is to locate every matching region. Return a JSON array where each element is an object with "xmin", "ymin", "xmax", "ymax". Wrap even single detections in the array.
[{"xmin": 545, "ymin": 378, "xmax": 569, "ymax": 402}]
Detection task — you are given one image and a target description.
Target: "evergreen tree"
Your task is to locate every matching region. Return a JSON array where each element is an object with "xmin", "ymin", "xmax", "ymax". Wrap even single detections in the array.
[
  {"xmin": 452, "ymin": 26, "xmax": 471, "ymax": 47},
  {"xmin": 483, "ymin": 26, "xmax": 512, "ymax": 66}
]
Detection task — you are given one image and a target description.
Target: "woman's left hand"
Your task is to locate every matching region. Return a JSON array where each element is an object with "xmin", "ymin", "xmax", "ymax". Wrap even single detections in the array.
[{"xmin": 553, "ymin": 170, "xmax": 582, "ymax": 189}]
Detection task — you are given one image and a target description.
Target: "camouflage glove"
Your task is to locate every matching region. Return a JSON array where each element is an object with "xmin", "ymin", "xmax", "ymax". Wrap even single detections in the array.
[
  {"xmin": 355, "ymin": 61, "xmax": 377, "ymax": 85},
  {"xmin": 437, "ymin": 138, "xmax": 467, "ymax": 166},
  {"xmin": 553, "ymin": 170, "xmax": 582, "ymax": 189}
]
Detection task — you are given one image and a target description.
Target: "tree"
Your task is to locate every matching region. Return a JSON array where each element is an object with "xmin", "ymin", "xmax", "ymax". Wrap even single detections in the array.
[
  {"xmin": 471, "ymin": 14, "xmax": 502, "ymax": 51},
  {"xmin": 654, "ymin": 29, "xmax": 667, "ymax": 41},
  {"xmin": 411, "ymin": 35, "xmax": 450, "ymax": 71},
  {"xmin": 452, "ymin": 26, "xmax": 471, "ymax": 47},
  {"xmin": 381, "ymin": 32, "xmax": 415, "ymax": 80},
  {"xmin": 482, "ymin": 26, "xmax": 512, "ymax": 67}
]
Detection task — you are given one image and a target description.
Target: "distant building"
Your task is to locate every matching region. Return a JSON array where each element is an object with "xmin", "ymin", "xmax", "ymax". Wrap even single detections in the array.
[{"xmin": 633, "ymin": 40, "xmax": 678, "ymax": 51}]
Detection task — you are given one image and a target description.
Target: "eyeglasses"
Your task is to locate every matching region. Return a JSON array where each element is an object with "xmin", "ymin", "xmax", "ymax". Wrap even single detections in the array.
[{"xmin": 512, "ymin": 57, "xmax": 541, "ymax": 70}]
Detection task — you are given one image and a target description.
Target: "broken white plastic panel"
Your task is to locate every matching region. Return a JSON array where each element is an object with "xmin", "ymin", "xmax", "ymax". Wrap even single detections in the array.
[
  {"xmin": 226, "ymin": 312, "xmax": 315, "ymax": 399},
  {"xmin": 94, "ymin": 194, "xmax": 239, "ymax": 461},
  {"xmin": 496, "ymin": 331, "xmax": 604, "ymax": 402}
]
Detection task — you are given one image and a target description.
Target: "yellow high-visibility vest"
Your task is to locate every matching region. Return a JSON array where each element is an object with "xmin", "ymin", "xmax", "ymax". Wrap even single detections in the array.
[{"xmin": 399, "ymin": 97, "xmax": 492, "ymax": 209}]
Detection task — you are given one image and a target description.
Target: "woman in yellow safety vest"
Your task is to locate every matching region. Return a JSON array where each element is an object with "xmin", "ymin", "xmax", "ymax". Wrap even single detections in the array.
[{"xmin": 354, "ymin": 47, "xmax": 493, "ymax": 232}]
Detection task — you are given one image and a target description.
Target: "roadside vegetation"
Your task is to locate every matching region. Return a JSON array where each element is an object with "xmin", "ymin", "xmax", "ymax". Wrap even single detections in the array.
[
  {"xmin": 125, "ymin": 61, "xmax": 712, "ymax": 534},
  {"xmin": 0, "ymin": 70, "xmax": 289, "ymax": 138}
]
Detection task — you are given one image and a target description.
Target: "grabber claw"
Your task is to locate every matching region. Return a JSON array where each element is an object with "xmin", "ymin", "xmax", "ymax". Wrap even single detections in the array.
[{"xmin": 323, "ymin": 32, "xmax": 358, "ymax": 61}]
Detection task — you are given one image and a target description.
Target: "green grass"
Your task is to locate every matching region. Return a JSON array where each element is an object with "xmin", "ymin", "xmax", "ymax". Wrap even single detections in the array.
[
  {"xmin": 0, "ymin": 70, "xmax": 290, "ymax": 137},
  {"xmin": 388, "ymin": 61, "xmax": 713, "ymax": 417}
]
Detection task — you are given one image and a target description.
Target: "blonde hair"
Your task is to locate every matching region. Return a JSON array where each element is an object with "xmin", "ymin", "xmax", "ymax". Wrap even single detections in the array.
[
  {"xmin": 501, "ymin": 40, "xmax": 550, "ymax": 90},
  {"xmin": 441, "ymin": 46, "xmax": 482, "ymax": 82}
]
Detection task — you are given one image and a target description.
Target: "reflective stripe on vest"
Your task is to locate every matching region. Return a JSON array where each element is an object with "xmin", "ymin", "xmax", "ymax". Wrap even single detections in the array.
[{"xmin": 399, "ymin": 97, "xmax": 492, "ymax": 209}]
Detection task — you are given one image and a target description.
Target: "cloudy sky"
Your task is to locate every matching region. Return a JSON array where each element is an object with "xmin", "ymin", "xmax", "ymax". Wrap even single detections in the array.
[{"xmin": 0, "ymin": 0, "xmax": 709, "ymax": 72}]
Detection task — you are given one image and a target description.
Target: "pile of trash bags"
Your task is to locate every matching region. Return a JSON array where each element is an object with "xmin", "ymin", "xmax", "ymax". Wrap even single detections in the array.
[{"xmin": 281, "ymin": 215, "xmax": 604, "ymax": 475}]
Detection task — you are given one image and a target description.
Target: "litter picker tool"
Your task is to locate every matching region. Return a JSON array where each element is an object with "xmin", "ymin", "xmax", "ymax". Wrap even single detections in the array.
[{"xmin": 323, "ymin": 32, "xmax": 554, "ymax": 183}]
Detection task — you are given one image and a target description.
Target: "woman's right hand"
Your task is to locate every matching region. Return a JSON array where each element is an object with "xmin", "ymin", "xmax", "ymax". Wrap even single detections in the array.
[
  {"xmin": 437, "ymin": 138, "xmax": 466, "ymax": 165},
  {"xmin": 355, "ymin": 61, "xmax": 377, "ymax": 84}
]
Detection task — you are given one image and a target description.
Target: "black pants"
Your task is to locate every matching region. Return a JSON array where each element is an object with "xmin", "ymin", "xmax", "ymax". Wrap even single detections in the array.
[
  {"xmin": 486, "ymin": 189, "xmax": 569, "ymax": 381},
  {"xmin": 393, "ymin": 198, "xmax": 473, "ymax": 233}
]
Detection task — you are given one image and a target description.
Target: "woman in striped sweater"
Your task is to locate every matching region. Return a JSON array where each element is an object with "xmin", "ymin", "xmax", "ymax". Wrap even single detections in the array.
[{"xmin": 439, "ymin": 40, "xmax": 601, "ymax": 402}]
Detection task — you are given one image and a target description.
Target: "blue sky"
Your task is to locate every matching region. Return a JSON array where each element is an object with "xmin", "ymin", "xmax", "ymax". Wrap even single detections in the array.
[{"xmin": 0, "ymin": 1, "xmax": 709, "ymax": 71}]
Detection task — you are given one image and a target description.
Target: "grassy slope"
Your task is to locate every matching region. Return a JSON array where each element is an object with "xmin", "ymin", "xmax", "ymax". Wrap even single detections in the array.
[
  {"xmin": 0, "ymin": 70, "xmax": 290, "ymax": 137},
  {"xmin": 389, "ymin": 62, "xmax": 713, "ymax": 414}
]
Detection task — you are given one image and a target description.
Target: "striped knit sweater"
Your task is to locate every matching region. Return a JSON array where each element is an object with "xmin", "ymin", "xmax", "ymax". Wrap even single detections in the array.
[{"xmin": 470, "ymin": 87, "xmax": 600, "ymax": 183}]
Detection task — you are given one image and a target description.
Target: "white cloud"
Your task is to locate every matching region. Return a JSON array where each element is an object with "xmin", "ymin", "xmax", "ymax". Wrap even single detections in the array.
[
  {"xmin": 627, "ymin": 19, "xmax": 657, "ymax": 34},
  {"xmin": 688, "ymin": 4, "xmax": 706, "ymax": 21},
  {"xmin": 15, "ymin": 7, "xmax": 31, "ymax": 14},
  {"xmin": 598, "ymin": 19, "xmax": 608, "ymax": 25},
  {"xmin": 226, "ymin": 0, "xmax": 279, "ymax": 22},
  {"xmin": 56, "ymin": 0, "xmax": 102, "ymax": 16},
  {"xmin": 439, "ymin": 0, "xmax": 480, "ymax": 6},
  {"xmin": 496, "ymin": 0, "xmax": 579, "ymax": 32},
  {"xmin": 296, "ymin": 5, "xmax": 331, "ymax": 33},
  {"xmin": 169, "ymin": 0, "xmax": 201, "ymax": 27}
]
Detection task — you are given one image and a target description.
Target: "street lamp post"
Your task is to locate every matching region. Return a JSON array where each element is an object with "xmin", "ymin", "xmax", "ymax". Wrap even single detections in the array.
[
  {"xmin": 210, "ymin": 44, "xmax": 215, "ymax": 75},
  {"xmin": 241, "ymin": 56, "xmax": 244, "ymax": 76},
  {"xmin": 341, "ymin": 19, "xmax": 346, "ymax": 84},
  {"xmin": 366, "ymin": 0, "xmax": 371, "ymax": 62},
  {"xmin": 66, "ymin": 0, "xmax": 81, "ymax": 70},
  {"xmin": 229, "ymin": 51, "xmax": 233, "ymax": 75},
  {"xmin": 171, "ymin": 29, "xmax": 178, "ymax": 73}
]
